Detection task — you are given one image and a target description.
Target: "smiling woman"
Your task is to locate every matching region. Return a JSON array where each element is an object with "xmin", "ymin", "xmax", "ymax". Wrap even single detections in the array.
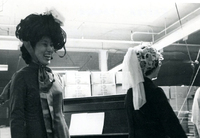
[
  {"xmin": 4, "ymin": 11, "xmax": 71, "ymax": 138},
  {"xmin": 34, "ymin": 37, "xmax": 54, "ymax": 65}
]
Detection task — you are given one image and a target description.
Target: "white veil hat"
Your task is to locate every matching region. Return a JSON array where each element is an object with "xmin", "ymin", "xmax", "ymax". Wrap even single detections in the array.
[{"xmin": 122, "ymin": 47, "xmax": 146, "ymax": 110}]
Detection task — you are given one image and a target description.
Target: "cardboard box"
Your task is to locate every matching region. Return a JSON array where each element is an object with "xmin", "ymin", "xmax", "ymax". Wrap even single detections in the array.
[
  {"xmin": 64, "ymin": 71, "xmax": 91, "ymax": 85},
  {"xmin": 170, "ymin": 86, "xmax": 187, "ymax": 98},
  {"xmin": 169, "ymin": 98, "xmax": 188, "ymax": 111},
  {"xmin": 187, "ymin": 98, "xmax": 194, "ymax": 112},
  {"xmin": 60, "ymin": 75, "xmax": 65, "ymax": 89},
  {"xmin": 91, "ymin": 72, "xmax": 115, "ymax": 84},
  {"xmin": 0, "ymin": 127, "xmax": 10, "ymax": 138},
  {"xmin": 65, "ymin": 84, "xmax": 91, "ymax": 98},
  {"xmin": 92, "ymin": 84, "xmax": 116, "ymax": 96},
  {"xmin": 116, "ymin": 84, "xmax": 127, "ymax": 95},
  {"xmin": 170, "ymin": 86, "xmax": 197, "ymax": 99},
  {"xmin": 115, "ymin": 72, "xmax": 123, "ymax": 84},
  {"xmin": 160, "ymin": 86, "xmax": 170, "ymax": 99},
  {"xmin": 191, "ymin": 86, "xmax": 199, "ymax": 98}
]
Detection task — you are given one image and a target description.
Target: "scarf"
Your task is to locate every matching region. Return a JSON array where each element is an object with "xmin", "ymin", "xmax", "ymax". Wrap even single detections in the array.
[
  {"xmin": 122, "ymin": 47, "xmax": 146, "ymax": 110},
  {"xmin": 24, "ymin": 41, "xmax": 55, "ymax": 137}
]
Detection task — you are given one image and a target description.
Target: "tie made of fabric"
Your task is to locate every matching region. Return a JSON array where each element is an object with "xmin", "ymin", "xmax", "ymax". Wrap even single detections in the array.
[
  {"xmin": 24, "ymin": 41, "xmax": 55, "ymax": 137},
  {"xmin": 39, "ymin": 66, "xmax": 55, "ymax": 137},
  {"xmin": 39, "ymin": 66, "xmax": 55, "ymax": 92}
]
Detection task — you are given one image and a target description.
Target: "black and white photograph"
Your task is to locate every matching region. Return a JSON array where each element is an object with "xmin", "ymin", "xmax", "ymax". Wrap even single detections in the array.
[{"xmin": 0, "ymin": 0, "xmax": 200, "ymax": 138}]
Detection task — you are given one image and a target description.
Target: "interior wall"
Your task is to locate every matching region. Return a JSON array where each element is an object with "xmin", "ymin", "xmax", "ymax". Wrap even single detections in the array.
[{"xmin": 0, "ymin": 47, "xmax": 200, "ymax": 89}]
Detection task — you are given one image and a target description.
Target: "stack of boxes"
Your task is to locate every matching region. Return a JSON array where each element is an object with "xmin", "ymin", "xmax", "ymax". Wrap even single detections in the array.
[
  {"xmin": 64, "ymin": 71, "xmax": 91, "ymax": 98},
  {"xmin": 187, "ymin": 111, "xmax": 194, "ymax": 136},
  {"xmin": 115, "ymin": 72, "xmax": 127, "ymax": 94},
  {"xmin": 160, "ymin": 86, "xmax": 170, "ymax": 99},
  {"xmin": 91, "ymin": 72, "xmax": 116, "ymax": 96},
  {"xmin": 63, "ymin": 71, "xmax": 128, "ymax": 98},
  {"xmin": 169, "ymin": 86, "xmax": 197, "ymax": 111},
  {"xmin": 62, "ymin": 71, "xmax": 198, "ymax": 135},
  {"xmin": 63, "ymin": 71, "xmax": 197, "ymax": 110},
  {"xmin": 167, "ymin": 86, "xmax": 197, "ymax": 135}
]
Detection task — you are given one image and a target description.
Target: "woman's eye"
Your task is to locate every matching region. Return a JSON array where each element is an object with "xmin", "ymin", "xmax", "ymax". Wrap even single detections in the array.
[{"xmin": 43, "ymin": 43, "xmax": 48, "ymax": 47}]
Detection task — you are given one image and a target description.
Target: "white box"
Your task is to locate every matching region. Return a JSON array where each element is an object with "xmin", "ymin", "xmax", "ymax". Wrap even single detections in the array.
[
  {"xmin": 160, "ymin": 86, "xmax": 170, "ymax": 99},
  {"xmin": 169, "ymin": 98, "xmax": 188, "ymax": 111},
  {"xmin": 91, "ymin": 72, "xmax": 115, "ymax": 84},
  {"xmin": 0, "ymin": 127, "xmax": 10, "ymax": 138},
  {"xmin": 92, "ymin": 84, "xmax": 116, "ymax": 96},
  {"xmin": 65, "ymin": 84, "xmax": 91, "ymax": 98},
  {"xmin": 170, "ymin": 86, "xmax": 196, "ymax": 99},
  {"xmin": 64, "ymin": 71, "xmax": 91, "ymax": 85},
  {"xmin": 170, "ymin": 86, "xmax": 187, "ymax": 98},
  {"xmin": 115, "ymin": 72, "xmax": 123, "ymax": 84},
  {"xmin": 59, "ymin": 75, "xmax": 65, "ymax": 89},
  {"xmin": 116, "ymin": 84, "xmax": 127, "ymax": 95}
]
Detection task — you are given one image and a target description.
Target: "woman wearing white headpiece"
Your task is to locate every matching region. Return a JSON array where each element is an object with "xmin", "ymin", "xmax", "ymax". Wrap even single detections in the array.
[{"xmin": 122, "ymin": 45, "xmax": 187, "ymax": 138}]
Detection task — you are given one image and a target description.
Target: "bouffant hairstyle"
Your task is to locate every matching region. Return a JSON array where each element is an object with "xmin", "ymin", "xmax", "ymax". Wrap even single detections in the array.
[
  {"xmin": 135, "ymin": 45, "xmax": 163, "ymax": 76},
  {"xmin": 15, "ymin": 12, "xmax": 67, "ymax": 64}
]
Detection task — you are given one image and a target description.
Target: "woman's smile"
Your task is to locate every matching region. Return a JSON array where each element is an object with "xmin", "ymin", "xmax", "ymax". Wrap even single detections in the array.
[
  {"xmin": 34, "ymin": 36, "xmax": 54, "ymax": 65},
  {"xmin": 43, "ymin": 54, "xmax": 52, "ymax": 60}
]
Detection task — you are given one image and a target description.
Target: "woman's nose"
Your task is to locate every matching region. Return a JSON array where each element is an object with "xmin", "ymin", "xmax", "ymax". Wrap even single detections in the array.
[{"xmin": 47, "ymin": 45, "xmax": 54, "ymax": 52}]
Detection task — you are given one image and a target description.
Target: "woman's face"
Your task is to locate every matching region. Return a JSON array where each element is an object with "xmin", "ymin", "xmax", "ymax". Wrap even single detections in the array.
[
  {"xmin": 149, "ymin": 61, "xmax": 162, "ymax": 80},
  {"xmin": 34, "ymin": 36, "xmax": 54, "ymax": 65}
]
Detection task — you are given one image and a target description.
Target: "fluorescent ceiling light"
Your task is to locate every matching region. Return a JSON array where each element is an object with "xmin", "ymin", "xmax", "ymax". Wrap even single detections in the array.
[
  {"xmin": 0, "ymin": 65, "xmax": 8, "ymax": 71},
  {"xmin": 0, "ymin": 40, "xmax": 19, "ymax": 50},
  {"xmin": 152, "ymin": 13, "xmax": 200, "ymax": 50},
  {"xmin": 50, "ymin": 67, "xmax": 80, "ymax": 69},
  {"xmin": 51, "ymin": 66, "xmax": 80, "ymax": 73},
  {"xmin": 0, "ymin": 36, "xmax": 149, "ymax": 51}
]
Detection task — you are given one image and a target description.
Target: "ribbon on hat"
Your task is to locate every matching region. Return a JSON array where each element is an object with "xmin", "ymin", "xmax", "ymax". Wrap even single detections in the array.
[
  {"xmin": 45, "ymin": 8, "xmax": 65, "ymax": 26},
  {"xmin": 122, "ymin": 47, "xmax": 146, "ymax": 110}
]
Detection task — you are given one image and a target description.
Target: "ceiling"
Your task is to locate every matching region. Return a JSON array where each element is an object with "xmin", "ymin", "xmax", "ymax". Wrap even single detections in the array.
[{"xmin": 0, "ymin": 1, "xmax": 200, "ymax": 87}]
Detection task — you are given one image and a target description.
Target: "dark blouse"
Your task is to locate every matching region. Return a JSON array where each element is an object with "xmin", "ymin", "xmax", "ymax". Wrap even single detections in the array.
[
  {"xmin": 9, "ymin": 63, "xmax": 70, "ymax": 138},
  {"xmin": 124, "ymin": 77, "xmax": 187, "ymax": 138}
]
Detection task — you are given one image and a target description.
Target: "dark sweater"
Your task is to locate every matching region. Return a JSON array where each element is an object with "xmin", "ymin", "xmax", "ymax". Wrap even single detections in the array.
[
  {"xmin": 124, "ymin": 77, "xmax": 187, "ymax": 138},
  {"xmin": 9, "ymin": 63, "xmax": 70, "ymax": 138}
]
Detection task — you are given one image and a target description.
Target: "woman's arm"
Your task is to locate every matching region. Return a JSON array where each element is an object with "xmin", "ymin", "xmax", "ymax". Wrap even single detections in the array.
[{"xmin": 9, "ymin": 72, "xmax": 27, "ymax": 138}]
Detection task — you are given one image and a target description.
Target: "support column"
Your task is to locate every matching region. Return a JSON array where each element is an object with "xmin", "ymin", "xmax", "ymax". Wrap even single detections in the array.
[{"xmin": 99, "ymin": 50, "xmax": 108, "ymax": 71}]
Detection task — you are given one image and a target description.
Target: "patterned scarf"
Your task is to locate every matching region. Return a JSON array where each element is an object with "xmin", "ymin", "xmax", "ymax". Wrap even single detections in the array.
[{"xmin": 24, "ymin": 41, "xmax": 55, "ymax": 137}]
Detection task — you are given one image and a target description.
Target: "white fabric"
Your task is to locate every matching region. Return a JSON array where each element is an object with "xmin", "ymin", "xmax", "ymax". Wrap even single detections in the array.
[
  {"xmin": 122, "ymin": 47, "xmax": 146, "ymax": 110},
  {"xmin": 191, "ymin": 87, "xmax": 200, "ymax": 136}
]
